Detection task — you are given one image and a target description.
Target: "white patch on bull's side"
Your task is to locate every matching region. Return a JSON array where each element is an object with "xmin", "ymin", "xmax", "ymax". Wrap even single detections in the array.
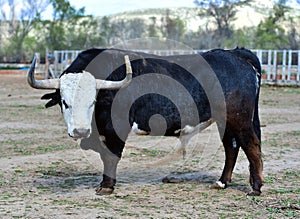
[
  {"xmin": 176, "ymin": 119, "xmax": 215, "ymax": 136},
  {"xmin": 176, "ymin": 119, "xmax": 215, "ymax": 158},
  {"xmin": 60, "ymin": 71, "xmax": 97, "ymax": 138},
  {"xmin": 99, "ymin": 135, "xmax": 106, "ymax": 142},
  {"xmin": 131, "ymin": 122, "xmax": 149, "ymax": 135},
  {"xmin": 255, "ymin": 71, "xmax": 260, "ymax": 95},
  {"xmin": 177, "ymin": 125, "xmax": 195, "ymax": 135},
  {"xmin": 232, "ymin": 138, "xmax": 237, "ymax": 148},
  {"xmin": 215, "ymin": 180, "xmax": 226, "ymax": 189}
]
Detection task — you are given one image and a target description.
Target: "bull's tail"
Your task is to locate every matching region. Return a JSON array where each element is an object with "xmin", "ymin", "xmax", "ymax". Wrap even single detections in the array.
[
  {"xmin": 232, "ymin": 47, "xmax": 262, "ymax": 143},
  {"xmin": 231, "ymin": 47, "xmax": 261, "ymax": 75}
]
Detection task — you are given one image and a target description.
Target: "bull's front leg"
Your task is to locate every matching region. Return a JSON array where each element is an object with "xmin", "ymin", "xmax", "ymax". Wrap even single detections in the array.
[
  {"xmin": 96, "ymin": 132, "xmax": 126, "ymax": 196},
  {"xmin": 96, "ymin": 144, "xmax": 120, "ymax": 195}
]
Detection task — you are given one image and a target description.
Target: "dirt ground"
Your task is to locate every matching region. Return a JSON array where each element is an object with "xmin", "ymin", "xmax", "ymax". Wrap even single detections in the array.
[{"xmin": 0, "ymin": 74, "xmax": 299, "ymax": 219}]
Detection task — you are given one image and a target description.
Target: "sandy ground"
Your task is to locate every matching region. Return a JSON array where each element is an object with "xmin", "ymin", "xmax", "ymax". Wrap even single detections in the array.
[{"xmin": 0, "ymin": 75, "xmax": 299, "ymax": 218}]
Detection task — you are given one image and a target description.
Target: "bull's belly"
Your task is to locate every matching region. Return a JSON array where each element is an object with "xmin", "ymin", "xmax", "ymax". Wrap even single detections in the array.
[
  {"xmin": 129, "ymin": 93, "xmax": 211, "ymax": 136},
  {"xmin": 131, "ymin": 120, "xmax": 181, "ymax": 137}
]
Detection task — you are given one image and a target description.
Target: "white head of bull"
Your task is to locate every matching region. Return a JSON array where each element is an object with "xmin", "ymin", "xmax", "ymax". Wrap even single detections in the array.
[{"xmin": 27, "ymin": 55, "xmax": 132, "ymax": 139}]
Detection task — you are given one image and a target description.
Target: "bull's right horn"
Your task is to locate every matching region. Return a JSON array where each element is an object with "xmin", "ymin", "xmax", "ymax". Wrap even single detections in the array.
[{"xmin": 27, "ymin": 56, "xmax": 59, "ymax": 89}]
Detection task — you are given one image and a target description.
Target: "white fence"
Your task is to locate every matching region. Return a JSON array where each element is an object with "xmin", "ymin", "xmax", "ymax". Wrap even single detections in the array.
[
  {"xmin": 253, "ymin": 50, "xmax": 300, "ymax": 86},
  {"xmin": 50, "ymin": 49, "xmax": 300, "ymax": 86},
  {"xmin": 52, "ymin": 50, "xmax": 82, "ymax": 78}
]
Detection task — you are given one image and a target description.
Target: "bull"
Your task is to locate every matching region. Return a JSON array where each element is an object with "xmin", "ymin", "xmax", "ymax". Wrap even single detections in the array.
[{"xmin": 27, "ymin": 47, "xmax": 263, "ymax": 196}]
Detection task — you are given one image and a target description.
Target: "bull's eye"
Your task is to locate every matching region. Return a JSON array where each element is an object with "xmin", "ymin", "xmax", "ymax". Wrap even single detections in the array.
[{"xmin": 62, "ymin": 100, "xmax": 69, "ymax": 109}]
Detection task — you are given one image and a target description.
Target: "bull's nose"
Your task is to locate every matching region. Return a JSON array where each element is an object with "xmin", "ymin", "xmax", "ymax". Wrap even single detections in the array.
[{"xmin": 73, "ymin": 128, "xmax": 90, "ymax": 138}]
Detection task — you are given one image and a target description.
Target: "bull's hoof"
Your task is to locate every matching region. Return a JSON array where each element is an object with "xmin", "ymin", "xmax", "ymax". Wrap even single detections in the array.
[
  {"xmin": 212, "ymin": 181, "xmax": 226, "ymax": 189},
  {"xmin": 247, "ymin": 190, "xmax": 261, "ymax": 196},
  {"xmin": 162, "ymin": 176, "xmax": 184, "ymax": 183},
  {"xmin": 95, "ymin": 186, "xmax": 114, "ymax": 196}
]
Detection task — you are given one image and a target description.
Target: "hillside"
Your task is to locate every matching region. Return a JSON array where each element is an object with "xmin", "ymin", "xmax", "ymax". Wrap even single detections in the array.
[{"xmin": 105, "ymin": 0, "xmax": 300, "ymax": 32}]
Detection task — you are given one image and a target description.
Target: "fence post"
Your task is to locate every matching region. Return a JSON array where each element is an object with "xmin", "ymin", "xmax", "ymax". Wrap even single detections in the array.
[
  {"xmin": 45, "ymin": 48, "xmax": 49, "ymax": 79},
  {"xmin": 282, "ymin": 50, "xmax": 286, "ymax": 81},
  {"xmin": 297, "ymin": 50, "xmax": 300, "ymax": 82},
  {"xmin": 256, "ymin": 50, "xmax": 262, "ymax": 65},
  {"xmin": 268, "ymin": 50, "xmax": 272, "ymax": 80},
  {"xmin": 54, "ymin": 51, "xmax": 58, "ymax": 77},
  {"xmin": 287, "ymin": 50, "xmax": 292, "ymax": 81},
  {"xmin": 273, "ymin": 50, "xmax": 277, "ymax": 82}
]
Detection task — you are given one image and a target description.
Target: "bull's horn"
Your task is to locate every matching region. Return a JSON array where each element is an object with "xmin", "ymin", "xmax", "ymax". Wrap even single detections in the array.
[
  {"xmin": 96, "ymin": 55, "xmax": 133, "ymax": 90},
  {"xmin": 27, "ymin": 56, "xmax": 59, "ymax": 89}
]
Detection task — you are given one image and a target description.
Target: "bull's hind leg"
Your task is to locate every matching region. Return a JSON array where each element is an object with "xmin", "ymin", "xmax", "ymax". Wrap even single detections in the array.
[
  {"xmin": 238, "ymin": 128, "xmax": 263, "ymax": 196},
  {"xmin": 214, "ymin": 129, "xmax": 240, "ymax": 189}
]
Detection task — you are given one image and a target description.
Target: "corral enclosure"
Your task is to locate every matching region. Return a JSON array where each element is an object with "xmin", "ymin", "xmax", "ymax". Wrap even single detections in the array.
[{"xmin": 0, "ymin": 74, "xmax": 299, "ymax": 218}]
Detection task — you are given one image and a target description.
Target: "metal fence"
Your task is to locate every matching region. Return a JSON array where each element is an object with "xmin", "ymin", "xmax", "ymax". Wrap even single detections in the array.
[{"xmin": 50, "ymin": 49, "xmax": 300, "ymax": 86}]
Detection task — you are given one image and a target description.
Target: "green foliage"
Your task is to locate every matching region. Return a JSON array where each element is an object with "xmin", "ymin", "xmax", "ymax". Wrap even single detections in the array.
[
  {"xmin": 162, "ymin": 10, "xmax": 186, "ymax": 41},
  {"xmin": 224, "ymin": 27, "xmax": 256, "ymax": 48},
  {"xmin": 99, "ymin": 16, "xmax": 116, "ymax": 45},
  {"xmin": 194, "ymin": 0, "xmax": 253, "ymax": 47},
  {"xmin": 43, "ymin": 0, "xmax": 86, "ymax": 50},
  {"xmin": 148, "ymin": 16, "xmax": 159, "ymax": 37},
  {"xmin": 254, "ymin": 0, "xmax": 290, "ymax": 49},
  {"xmin": 0, "ymin": 0, "xmax": 49, "ymax": 61},
  {"xmin": 255, "ymin": 19, "xmax": 288, "ymax": 49},
  {"xmin": 29, "ymin": 0, "xmax": 105, "ymax": 53},
  {"xmin": 64, "ymin": 17, "xmax": 104, "ymax": 49},
  {"xmin": 50, "ymin": 0, "xmax": 85, "ymax": 20}
]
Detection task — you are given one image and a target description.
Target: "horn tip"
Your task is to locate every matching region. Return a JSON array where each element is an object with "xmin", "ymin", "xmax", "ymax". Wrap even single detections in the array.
[
  {"xmin": 124, "ymin": 55, "xmax": 130, "ymax": 63},
  {"xmin": 27, "ymin": 55, "xmax": 37, "ymax": 87},
  {"xmin": 124, "ymin": 55, "xmax": 132, "ymax": 74}
]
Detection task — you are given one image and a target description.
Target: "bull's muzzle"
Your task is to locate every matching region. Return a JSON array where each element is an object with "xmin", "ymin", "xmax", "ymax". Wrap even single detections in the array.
[{"xmin": 71, "ymin": 128, "xmax": 91, "ymax": 139}]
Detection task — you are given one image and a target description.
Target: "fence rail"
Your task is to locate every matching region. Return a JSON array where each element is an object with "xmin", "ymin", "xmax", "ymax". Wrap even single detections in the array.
[{"xmin": 49, "ymin": 49, "xmax": 300, "ymax": 86}]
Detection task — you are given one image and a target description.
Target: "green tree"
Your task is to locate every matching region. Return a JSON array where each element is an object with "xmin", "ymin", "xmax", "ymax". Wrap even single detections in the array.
[
  {"xmin": 194, "ymin": 0, "xmax": 252, "ymax": 47},
  {"xmin": 0, "ymin": 0, "xmax": 49, "ymax": 61},
  {"xmin": 224, "ymin": 27, "xmax": 256, "ymax": 48},
  {"xmin": 287, "ymin": 19, "xmax": 299, "ymax": 50},
  {"xmin": 42, "ymin": 0, "xmax": 85, "ymax": 50},
  {"xmin": 65, "ymin": 17, "xmax": 105, "ymax": 49},
  {"xmin": 161, "ymin": 9, "xmax": 186, "ymax": 41},
  {"xmin": 99, "ymin": 16, "xmax": 115, "ymax": 45},
  {"xmin": 30, "ymin": 0, "xmax": 105, "ymax": 56},
  {"xmin": 255, "ymin": 0, "xmax": 290, "ymax": 49},
  {"xmin": 285, "ymin": 1, "xmax": 300, "ymax": 50},
  {"xmin": 148, "ymin": 16, "xmax": 159, "ymax": 37}
]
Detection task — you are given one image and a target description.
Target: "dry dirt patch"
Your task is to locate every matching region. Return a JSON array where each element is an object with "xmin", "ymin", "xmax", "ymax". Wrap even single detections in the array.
[{"xmin": 0, "ymin": 75, "xmax": 299, "ymax": 218}]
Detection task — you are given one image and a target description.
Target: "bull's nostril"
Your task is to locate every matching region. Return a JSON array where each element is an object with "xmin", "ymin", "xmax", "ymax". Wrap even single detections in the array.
[{"xmin": 73, "ymin": 128, "xmax": 90, "ymax": 138}]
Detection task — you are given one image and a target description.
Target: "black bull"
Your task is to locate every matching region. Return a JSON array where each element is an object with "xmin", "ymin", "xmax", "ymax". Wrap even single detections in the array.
[{"xmin": 41, "ymin": 47, "xmax": 263, "ymax": 196}]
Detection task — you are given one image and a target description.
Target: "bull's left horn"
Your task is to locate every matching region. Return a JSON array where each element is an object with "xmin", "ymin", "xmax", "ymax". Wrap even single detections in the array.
[
  {"xmin": 96, "ymin": 55, "xmax": 133, "ymax": 90},
  {"xmin": 27, "ymin": 55, "xmax": 59, "ymax": 89}
]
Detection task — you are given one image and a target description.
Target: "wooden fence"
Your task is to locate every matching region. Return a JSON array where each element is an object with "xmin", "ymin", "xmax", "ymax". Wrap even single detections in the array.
[{"xmin": 48, "ymin": 49, "xmax": 300, "ymax": 86}]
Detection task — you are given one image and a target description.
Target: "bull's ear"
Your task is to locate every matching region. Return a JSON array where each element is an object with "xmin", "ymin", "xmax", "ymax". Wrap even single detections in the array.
[
  {"xmin": 41, "ymin": 90, "xmax": 61, "ymax": 108},
  {"xmin": 45, "ymin": 99, "xmax": 59, "ymax": 108},
  {"xmin": 41, "ymin": 92, "xmax": 55, "ymax": 100}
]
